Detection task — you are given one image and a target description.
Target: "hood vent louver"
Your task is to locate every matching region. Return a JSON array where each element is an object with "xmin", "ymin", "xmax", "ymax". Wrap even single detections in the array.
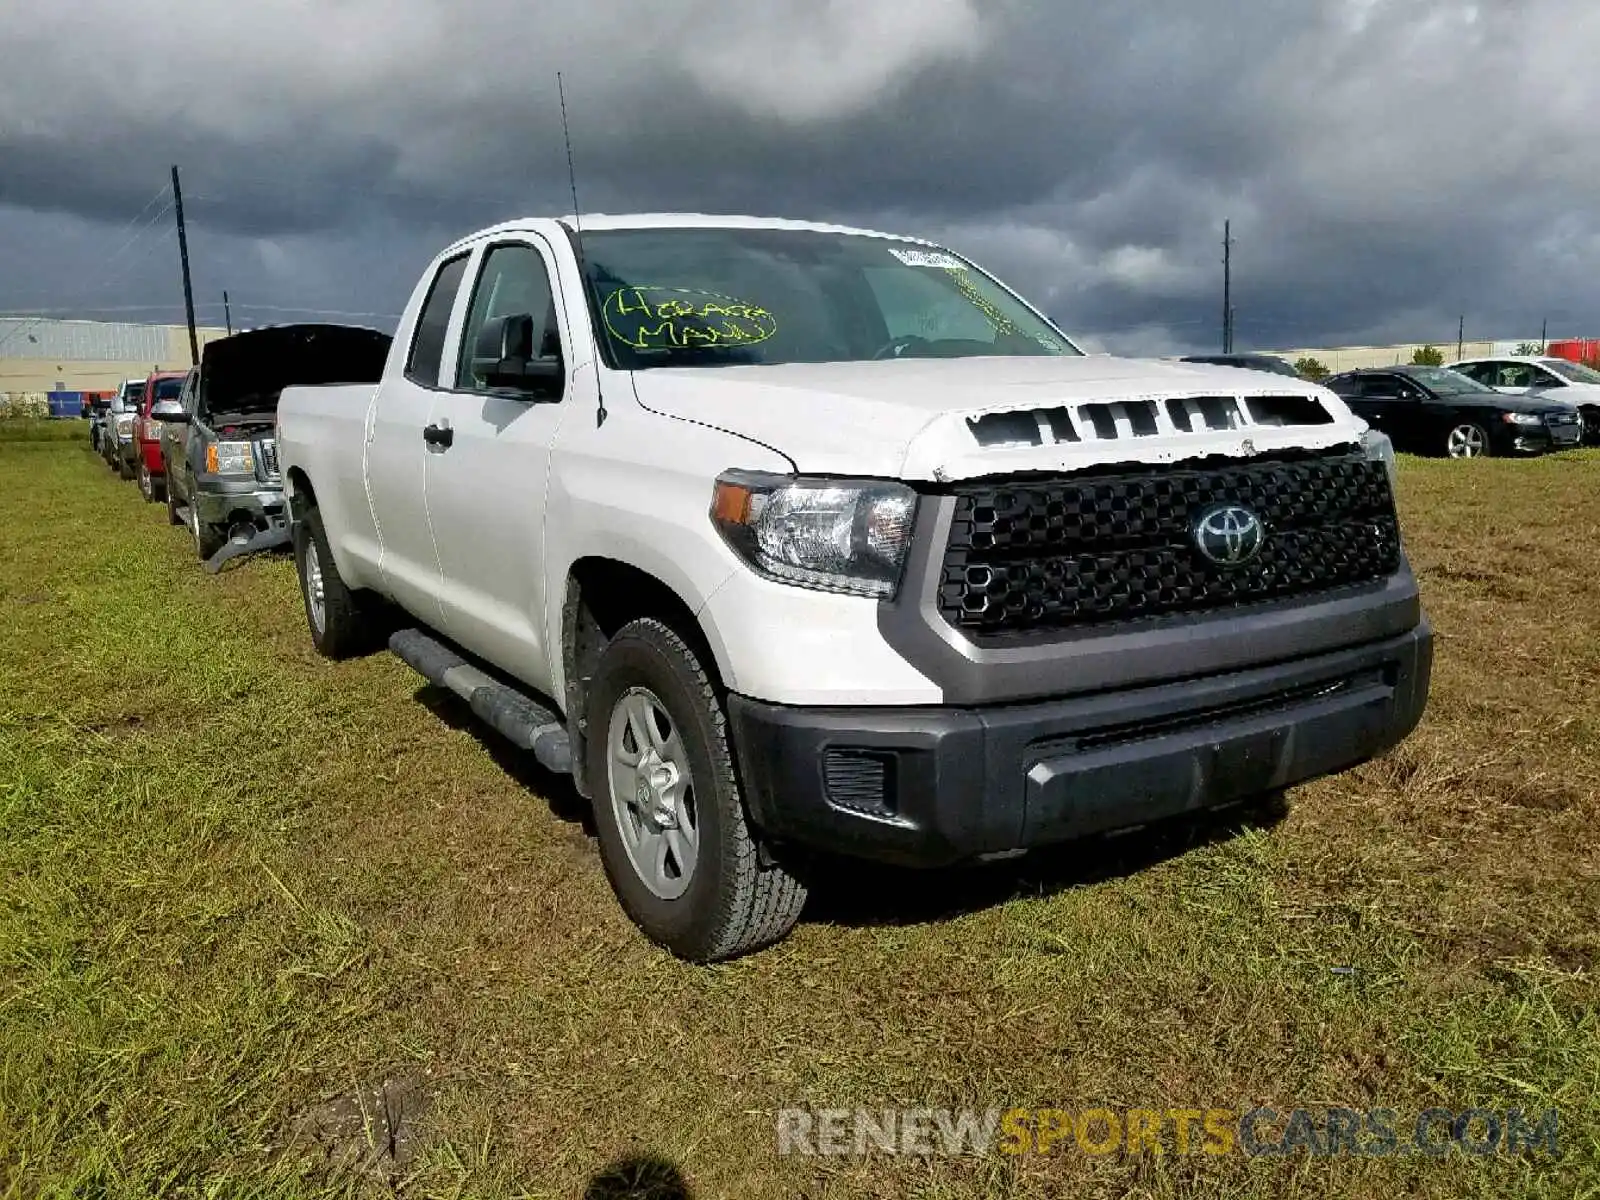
[{"xmin": 967, "ymin": 392, "xmax": 1334, "ymax": 449}]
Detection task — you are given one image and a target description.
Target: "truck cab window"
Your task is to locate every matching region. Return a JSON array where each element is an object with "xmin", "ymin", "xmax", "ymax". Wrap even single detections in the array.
[
  {"xmin": 456, "ymin": 243, "xmax": 561, "ymax": 393},
  {"xmin": 405, "ymin": 253, "xmax": 470, "ymax": 387}
]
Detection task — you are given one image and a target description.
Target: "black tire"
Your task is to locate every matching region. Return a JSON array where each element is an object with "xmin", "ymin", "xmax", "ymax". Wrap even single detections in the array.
[
  {"xmin": 187, "ymin": 479, "xmax": 226, "ymax": 560},
  {"xmin": 584, "ymin": 618, "xmax": 807, "ymax": 962},
  {"xmin": 292, "ymin": 504, "xmax": 380, "ymax": 658},
  {"xmin": 1582, "ymin": 405, "xmax": 1600, "ymax": 446},
  {"xmin": 117, "ymin": 451, "xmax": 136, "ymax": 481}
]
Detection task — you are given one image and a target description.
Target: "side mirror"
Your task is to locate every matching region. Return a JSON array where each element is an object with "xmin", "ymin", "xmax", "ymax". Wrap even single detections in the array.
[
  {"xmin": 151, "ymin": 402, "xmax": 189, "ymax": 423},
  {"xmin": 474, "ymin": 313, "xmax": 563, "ymax": 397}
]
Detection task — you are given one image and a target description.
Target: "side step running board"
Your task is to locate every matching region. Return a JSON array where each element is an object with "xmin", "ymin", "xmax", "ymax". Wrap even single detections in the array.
[{"xmin": 389, "ymin": 628, "xmax": 572, "ymax": 775}]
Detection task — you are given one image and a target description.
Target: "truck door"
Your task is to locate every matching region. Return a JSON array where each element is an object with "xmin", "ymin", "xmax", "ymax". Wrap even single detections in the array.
[
  {"xmin": 420, "ymin": 236, "xmax": 574, "ymax": 694},
  {"xmin": 366, "ymin": 251, "xmax": 471, "ymax": 628}
]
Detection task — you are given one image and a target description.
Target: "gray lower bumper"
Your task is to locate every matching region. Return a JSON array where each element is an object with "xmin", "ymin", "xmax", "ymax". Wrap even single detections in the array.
[{"xmin": 729, "ymin": 621, "xmax": 1433, "ymax": 868}]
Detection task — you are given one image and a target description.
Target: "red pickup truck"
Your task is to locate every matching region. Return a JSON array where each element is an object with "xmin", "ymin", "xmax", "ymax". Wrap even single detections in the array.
[{"xmin": 135, "ymin": 370, "xmax": 189, "ymax": 503}]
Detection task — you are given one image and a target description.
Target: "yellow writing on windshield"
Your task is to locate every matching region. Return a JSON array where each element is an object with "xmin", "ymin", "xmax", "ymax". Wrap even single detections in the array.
[
  {"xmin": 603, "ymin": 286, "xmax": 778, "ymax": 350},
  {"xmin": 940, "ymin": 267, "xmax": 1024, "ymax": 337}
]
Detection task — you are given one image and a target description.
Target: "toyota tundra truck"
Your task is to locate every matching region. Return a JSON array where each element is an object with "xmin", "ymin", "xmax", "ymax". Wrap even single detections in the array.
[{"xmin": 275, "ymin": 213, "xmax": 1433, "ymax": 962}]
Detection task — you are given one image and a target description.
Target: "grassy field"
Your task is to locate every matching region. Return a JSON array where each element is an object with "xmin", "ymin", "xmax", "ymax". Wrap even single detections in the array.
[{"xmin": 1, "ymin": 428, "xmax": 1596, "ymax": 1199}]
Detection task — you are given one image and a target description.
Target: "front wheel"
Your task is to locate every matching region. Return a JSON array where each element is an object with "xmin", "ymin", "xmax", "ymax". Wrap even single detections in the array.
[
  {"xmin": 187, "ymin": 484, "xmax": 226, "ymax": 560},
  {"xmin": 585, "ymin": 618, "xmax": 807, "ymax": 962},
  {"xmin": 1445, "ymin": 422, "xmax": 1490, "ymax": 459}
]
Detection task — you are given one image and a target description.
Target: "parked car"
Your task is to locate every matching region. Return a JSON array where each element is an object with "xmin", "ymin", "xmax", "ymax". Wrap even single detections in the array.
[
  {"xmin": 1447, "ymin": 354, "xmax": 1600, "ymax": 444},
  {"xmin": 1179, "ymin": 352, "xmax": 1303, "ymax": 379},
  {"xmin": 132, "ymin": 370, "xmax": 188, "ymax": 503},
  {"xmin": 277, "ymin": 213, "xmax": 1432, "ymax": 962},
  {"xmin": 1325, "ymin": 365, "xmax": 1582, "ymax": 458},
  {"xmin": 87, "ymin": 394, "xmax": 116, "ymax": 452},
  {"xmin": 100, "ymin": 380, "xmax": 146, "ymax": 476},
  {"xmin": 154, "ymin": 325, "xmax": 389, "ymax": 565}
]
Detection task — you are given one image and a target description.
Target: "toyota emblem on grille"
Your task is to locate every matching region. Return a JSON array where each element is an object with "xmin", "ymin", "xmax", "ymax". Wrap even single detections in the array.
[{"xmin": 1193, "ymin": 505, "xmax": 1265, "ymax": 566}]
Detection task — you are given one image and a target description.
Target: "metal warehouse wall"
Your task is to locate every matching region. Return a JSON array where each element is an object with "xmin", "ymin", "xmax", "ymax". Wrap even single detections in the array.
[{"xmin": 0, "ymin": 318, "xmax": 231, "ymax": 396}]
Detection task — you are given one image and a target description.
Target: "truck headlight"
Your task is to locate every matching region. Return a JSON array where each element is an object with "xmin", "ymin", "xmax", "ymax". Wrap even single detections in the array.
[
  {"xmin": 711, "ymin": 471, "xmax": 917, "ymax": 598},
  {"xmin": 1360, "ymin": 426, "xmax": 1398, "ymax": 493},
  {"xmin": 206, "ymin": 441, "xmax": 254, "ymax": 475}
]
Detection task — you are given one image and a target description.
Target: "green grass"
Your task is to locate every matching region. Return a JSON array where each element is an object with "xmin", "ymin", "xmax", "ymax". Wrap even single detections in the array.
[
  {"xmin": 0, "ymin": 419, "xmax": 93, "ymax": 443},
  {"xmin": 1, "ymin": 443, "xmax": 1596, "ymax": 1198}
]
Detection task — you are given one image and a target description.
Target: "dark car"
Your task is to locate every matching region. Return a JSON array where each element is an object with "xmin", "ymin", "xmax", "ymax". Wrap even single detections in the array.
[
  {"xmin": 1180, "ymin": 353, "xmax": 1303, "ymax": 379},
  {"xmin": 1325, "ymin": 365, "xmax": 1582, "ymax": 458}
]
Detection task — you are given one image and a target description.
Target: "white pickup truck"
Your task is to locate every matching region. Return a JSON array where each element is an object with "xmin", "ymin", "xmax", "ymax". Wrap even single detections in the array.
[{"xmin": 276, "ymin": 213, "xmax": 1432, "ymax": 962}]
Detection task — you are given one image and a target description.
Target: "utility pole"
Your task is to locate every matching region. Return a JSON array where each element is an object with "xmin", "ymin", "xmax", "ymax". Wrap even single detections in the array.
[
  {"xmin": 223, "ymin": 290, "xmax": 232, "ymax": 336},
  {"xmin": 1540, "ymin": 317, "xmax": 1547, "ymax": 352},
  {"xmin": 1456, "ymin": 314, "xmax": 1464, "ymax": 362},
  {"xmin": 171, "ymin": 165, "xmax": 199, "ymax": 365},
  {"xmin": 1222, "ymin": 220, "xmax": 1234, "ymax": 353}
]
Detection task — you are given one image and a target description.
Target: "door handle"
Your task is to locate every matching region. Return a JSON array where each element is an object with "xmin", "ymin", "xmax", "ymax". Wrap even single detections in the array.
[{"xmin": 423, "ymin": 422, "xmax": 454, "ymax": 449}]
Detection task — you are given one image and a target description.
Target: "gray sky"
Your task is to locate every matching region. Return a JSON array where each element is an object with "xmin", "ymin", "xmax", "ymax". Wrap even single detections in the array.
[{"xmin": 2, "ymin": 0, "xmax": 1595, "ymax": 355}]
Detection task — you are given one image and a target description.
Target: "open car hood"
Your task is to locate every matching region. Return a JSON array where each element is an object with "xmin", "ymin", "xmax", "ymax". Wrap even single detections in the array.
[{"xmin": 198, "ymin": 324, "xmax": 392, "ymax": 422}]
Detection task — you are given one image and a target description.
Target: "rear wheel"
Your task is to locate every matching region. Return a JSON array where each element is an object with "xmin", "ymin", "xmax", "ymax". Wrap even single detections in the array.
[
  {"xmin": 292, "ymin": 504, "xmax": 381, "ymax": 658},
  {"xmin": 1445, "ymin": 422, "xmax": 1490, "ymax": 459},
  {"xmin": 585, "ymin": 618, "xmax": 807, "ymax": 962}
]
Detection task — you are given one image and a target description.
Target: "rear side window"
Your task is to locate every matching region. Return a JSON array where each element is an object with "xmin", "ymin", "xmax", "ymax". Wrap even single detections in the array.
[{"xmin": 405, "ymin": 253, "xmax": 470, "ymax": 387}]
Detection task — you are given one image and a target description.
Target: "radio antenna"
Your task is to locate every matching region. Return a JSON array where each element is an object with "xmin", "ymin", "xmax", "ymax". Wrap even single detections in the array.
[{"xmin": 557, "ymin": 71, "xmax": 605, "ymax": 426}]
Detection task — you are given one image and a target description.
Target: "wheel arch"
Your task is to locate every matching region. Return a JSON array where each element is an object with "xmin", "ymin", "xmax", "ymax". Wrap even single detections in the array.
[
  {"xmin": 561, "ymin": 555, "xmax": 733, "ymax": 799},
  {"xmin": 283, "ymin": 466, "xmax": 317, "ymax": 520}
]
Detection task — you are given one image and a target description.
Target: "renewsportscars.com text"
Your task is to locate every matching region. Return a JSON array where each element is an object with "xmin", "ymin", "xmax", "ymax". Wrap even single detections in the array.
[{"xmin": 776, "ymin": 1105, "xmax": 1561, "ymax": 1159}]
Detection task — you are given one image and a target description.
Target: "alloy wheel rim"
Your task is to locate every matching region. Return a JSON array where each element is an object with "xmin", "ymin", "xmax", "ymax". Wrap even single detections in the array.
[
  {"xmin": 1448, "ymin": 425, "xmax": 1485, "ymax": 458},
  {"xmin": 304, "ymin": 541, "xmax": 326, "ymax": 634},
  {"xmin": 606, "ymin": 686, "xmax": 699, "ymax": 900}
]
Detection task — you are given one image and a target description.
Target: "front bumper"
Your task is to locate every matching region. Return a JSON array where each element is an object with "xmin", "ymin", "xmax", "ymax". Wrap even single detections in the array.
[
  {"xmin": 729, "ymin": 621, "xmax": 1432, "ymax": 868},
  {"xmin": 192, "ymin": 482, "xmax": 288, "ymax": 535}
]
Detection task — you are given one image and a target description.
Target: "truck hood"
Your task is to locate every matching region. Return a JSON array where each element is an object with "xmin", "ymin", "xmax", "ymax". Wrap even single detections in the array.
[
  {"xmin": 627, "ymin": 356, "xmax": 1367, "ymax": 481},
  {"xmin": 199, "ymin": 324, "xmax": 392, "ymax": 423}
]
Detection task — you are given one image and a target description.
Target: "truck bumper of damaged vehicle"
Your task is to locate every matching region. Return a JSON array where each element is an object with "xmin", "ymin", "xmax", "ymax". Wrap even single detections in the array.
[
  {"xmin": 728, "ymin": 621, "xmax": 1432, "ymax": 868},
  {"xmin": 193, "ymin": 483, "xmax": 289, "ymax": 536}
]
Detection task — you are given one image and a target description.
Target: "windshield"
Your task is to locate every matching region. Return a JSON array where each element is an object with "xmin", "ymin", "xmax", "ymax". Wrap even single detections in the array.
[
  {"xmin": 1543, "ymin": 358, "xmax": 1600, "ymax": 384},
  {"xmin": 577, "ymin": 227, "xmax": 1079, "ymax": 369},
  {"xmin": 1406, "ymin": 367, "xmax": 1495, "ymax": 395},
  {"xmin": 154, "ymin": 378, "xmax": 183, "ymax": 400}
]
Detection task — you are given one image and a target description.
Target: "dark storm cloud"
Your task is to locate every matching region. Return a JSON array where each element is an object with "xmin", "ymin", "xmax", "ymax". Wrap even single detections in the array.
[{"xmin": 2, "ymin": 0, "xmax": 1596, "ymax": 352}]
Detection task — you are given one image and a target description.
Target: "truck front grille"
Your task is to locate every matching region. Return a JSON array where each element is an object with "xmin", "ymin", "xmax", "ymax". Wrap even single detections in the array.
[
  {"xmin": 938, "ymin": 449, "xmax": 1401, "ymax": 637},
  {"xmin": 256, "ymin": 437, "xmax": 280, "ymax": 482}
]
